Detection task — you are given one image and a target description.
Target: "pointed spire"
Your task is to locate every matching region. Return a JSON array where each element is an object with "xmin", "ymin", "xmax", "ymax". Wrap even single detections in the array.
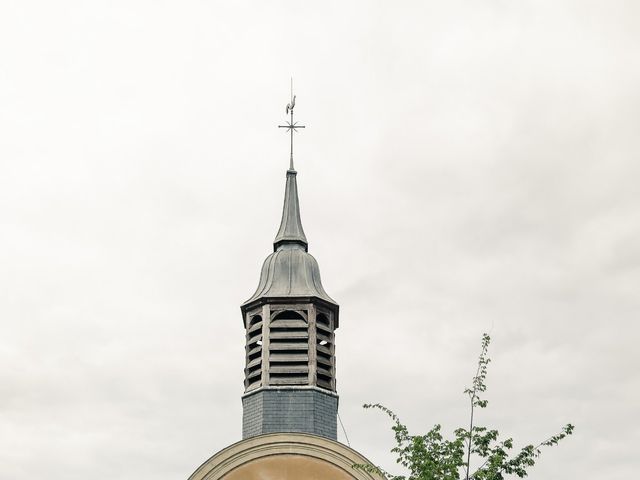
[{"xmin": 273, "ymin": 169, "xmax": 308, "ymax": 251}]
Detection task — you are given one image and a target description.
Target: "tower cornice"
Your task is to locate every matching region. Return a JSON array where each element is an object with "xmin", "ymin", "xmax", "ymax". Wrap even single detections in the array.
[{"xmin": 241, "ymin": 296, "xmax": 340, "ymax": 328}]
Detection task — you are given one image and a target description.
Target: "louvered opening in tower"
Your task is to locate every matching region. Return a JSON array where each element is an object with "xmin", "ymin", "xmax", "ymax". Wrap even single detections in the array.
[
  {"xmin": 316, "ymin": 313, "xmax": 334, "ymax": 390},
  {"xmin": 244, "ymin": 314, "xmax": 263, "ymax": 391},
  {"xmin": 269, "ymin": 310, "xmax": 309, "ymax": 385}
]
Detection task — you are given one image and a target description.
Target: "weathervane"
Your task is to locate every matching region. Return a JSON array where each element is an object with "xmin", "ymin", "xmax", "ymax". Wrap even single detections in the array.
[{"xmin": 278, "ymin": 79, "xmax": 305, "ymax": 171}]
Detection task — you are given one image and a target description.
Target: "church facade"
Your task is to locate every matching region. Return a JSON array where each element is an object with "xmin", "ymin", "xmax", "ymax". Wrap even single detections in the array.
[{"xmin": 187, "ymin": 100, "xmax": 384, "ymax": 480}]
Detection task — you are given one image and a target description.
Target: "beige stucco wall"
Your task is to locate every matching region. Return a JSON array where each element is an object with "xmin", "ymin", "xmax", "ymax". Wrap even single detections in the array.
[
  {"xmin": 187, "ymin": 433, "xmax": 385, "ymax": 480},
  {"xmin": 223, "ymin": 454, "xmax": 355, "ymax": 480}
]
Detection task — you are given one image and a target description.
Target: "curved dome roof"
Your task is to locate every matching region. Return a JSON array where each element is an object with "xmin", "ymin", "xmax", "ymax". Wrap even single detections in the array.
[
  {"xmin": 244, "ymin": 243, "xmax": 336, "ymax": 305},
  {"xmin": 243, "ymin": 168, "xmax": 337, "ymax": 307}
]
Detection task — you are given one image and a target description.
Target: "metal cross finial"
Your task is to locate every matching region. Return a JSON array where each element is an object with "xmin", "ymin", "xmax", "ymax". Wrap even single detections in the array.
[{"xmin": 278, "ymin": 79, "xmax": 305, "ymax": 171}]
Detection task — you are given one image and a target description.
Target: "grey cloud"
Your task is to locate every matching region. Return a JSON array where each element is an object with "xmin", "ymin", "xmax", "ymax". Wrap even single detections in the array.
[{"xmin": 1, "ymin": 1, "xmax": 638, "ymax": 480}]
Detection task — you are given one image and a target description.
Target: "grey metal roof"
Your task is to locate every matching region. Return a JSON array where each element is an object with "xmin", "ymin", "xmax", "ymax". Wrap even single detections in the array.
[
  {"xmin": 243, "ymin": 243, "xmax": 336, "ymax": 305},
  {"xmin": 243, "ymin": 168, "xmax": 337, "ymax": 306},
  {"xmin": 273, "ymin": 169, "xmax": 308, "ymax": 251}
]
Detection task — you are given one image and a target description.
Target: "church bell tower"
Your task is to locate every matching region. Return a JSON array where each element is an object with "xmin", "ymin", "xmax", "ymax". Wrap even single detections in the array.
[
  {"xmin": 240, "ymin": 95, "xmax": 339, "ymax": 440},
  {"xmin": 187, "ymin": 94, "xmax": 384, "ymax": 480}
]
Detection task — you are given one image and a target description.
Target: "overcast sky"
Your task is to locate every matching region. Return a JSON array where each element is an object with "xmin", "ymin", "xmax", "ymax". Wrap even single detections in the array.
[{"xmin": 1, "ymin": 1, "xmax": 639, "ymax": 479}]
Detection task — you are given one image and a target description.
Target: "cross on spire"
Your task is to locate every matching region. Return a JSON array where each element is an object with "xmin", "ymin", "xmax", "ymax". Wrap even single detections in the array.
[{"xmin": 278, "ymin": 79, "xmax": 305, "ymax": 171}]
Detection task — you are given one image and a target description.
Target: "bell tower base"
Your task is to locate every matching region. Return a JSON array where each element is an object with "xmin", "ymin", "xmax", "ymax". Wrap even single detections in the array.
[{"xmin": 242, "ymin": 387, "xmax": 338, "ymax": 440}]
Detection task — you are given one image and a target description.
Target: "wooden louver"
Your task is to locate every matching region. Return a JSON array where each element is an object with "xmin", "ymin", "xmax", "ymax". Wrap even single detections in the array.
[{"xmin": 269, "ymin": 310, "xmax": 309, "ymax": 385}]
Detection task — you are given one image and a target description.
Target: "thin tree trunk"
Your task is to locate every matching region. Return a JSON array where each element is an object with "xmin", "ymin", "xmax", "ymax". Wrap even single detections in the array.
[{"xmin": 465, "ymin": 394, "xmax": 474, "ymax": 480}]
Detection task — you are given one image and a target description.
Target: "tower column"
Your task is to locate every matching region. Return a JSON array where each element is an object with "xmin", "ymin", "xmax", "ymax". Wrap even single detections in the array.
[
  {"xmin": 308, "ymin": 303, "xmax": 318, "ymax": 386},
  {"xmin": 260, "ymin": 304, "xmax": 270, "ymax": 387}
]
